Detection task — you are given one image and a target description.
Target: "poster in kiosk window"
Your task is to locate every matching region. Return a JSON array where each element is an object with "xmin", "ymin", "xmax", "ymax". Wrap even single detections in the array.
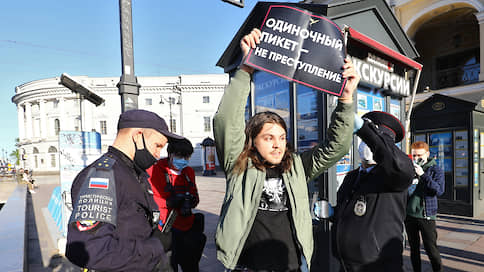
[{"xmin": 244, "ymin": 5, "xmax": 347, "ymax": 96}]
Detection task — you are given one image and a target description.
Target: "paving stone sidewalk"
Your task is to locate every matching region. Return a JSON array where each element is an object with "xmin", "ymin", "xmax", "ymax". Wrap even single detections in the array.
[{"xmin": 26, "ymin": 173, "xmax": 484, "ymax": 271}]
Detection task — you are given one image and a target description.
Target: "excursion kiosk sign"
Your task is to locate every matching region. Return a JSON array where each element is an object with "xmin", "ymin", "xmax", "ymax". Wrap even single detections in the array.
[{"xmin": 245, "ymin": 5, "xmax": 347, "ymax": 96}]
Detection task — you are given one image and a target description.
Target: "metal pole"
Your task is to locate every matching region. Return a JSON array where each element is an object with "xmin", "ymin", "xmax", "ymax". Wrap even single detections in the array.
[
  {"xmin": 118, "ymin": 0, "xmax": 140, "ymax": 112},
  {"xmin": 405, "ymin": 69, "xmax": 422, "ymax": 152},
  {"xmin": 78, "ymin": 94, "xmax": 83, "ymax": 132},
  {"xmin": 169, "ymin": 101, "xmax": 173, "ymax": 131}
]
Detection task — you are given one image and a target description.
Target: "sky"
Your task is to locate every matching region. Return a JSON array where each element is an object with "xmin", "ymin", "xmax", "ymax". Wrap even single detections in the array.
[{"xmin": 0, "ymin": 0, "xmax": 300, "ymax": 160}]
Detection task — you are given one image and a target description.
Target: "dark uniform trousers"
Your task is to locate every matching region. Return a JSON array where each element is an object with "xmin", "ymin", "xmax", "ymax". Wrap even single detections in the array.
[{"xmin": 404, "ymin": 216, "xmax": 442, "ymax": 272}]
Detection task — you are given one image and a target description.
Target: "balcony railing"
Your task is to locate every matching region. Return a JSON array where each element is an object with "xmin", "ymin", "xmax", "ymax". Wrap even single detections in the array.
[{"xmin": 436, "ymin": 63, "xmax": 480, "ymax": 89}]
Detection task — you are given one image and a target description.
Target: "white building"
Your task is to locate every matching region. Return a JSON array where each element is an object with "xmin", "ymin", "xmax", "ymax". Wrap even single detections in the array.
[{"xmin": 11, "ymin": 74, "xmax": 229, "ymax": 174}]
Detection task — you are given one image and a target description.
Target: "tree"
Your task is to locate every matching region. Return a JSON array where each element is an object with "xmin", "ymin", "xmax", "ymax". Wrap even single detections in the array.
[{"xmin": 12, "ymin": 138, "xmax": 20, "ymax": 166}]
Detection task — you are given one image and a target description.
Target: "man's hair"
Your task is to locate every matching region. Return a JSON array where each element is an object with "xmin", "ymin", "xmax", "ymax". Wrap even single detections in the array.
[
  {"xmin": 411, "ymin": 141, "xmax": 429, "ymax": 151},
  {"xmin": 233, "ymin": 111, "xmax": 293, "ymax": 174},
  {"xmin": 167, "ymin": 138, "xmax": 194, "ymax": 158},
  {"xmin": 117, "ymin": 127, "xmax": 155, "ymax": 136}
]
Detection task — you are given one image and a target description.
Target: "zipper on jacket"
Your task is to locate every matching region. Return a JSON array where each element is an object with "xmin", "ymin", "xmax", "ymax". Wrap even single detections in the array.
[{"xmin": 232, "ymin": 170, "xmax": 265, "ymax": 268}]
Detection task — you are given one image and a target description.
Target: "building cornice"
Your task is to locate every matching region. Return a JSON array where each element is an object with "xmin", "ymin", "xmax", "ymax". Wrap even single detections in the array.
[{"xmin": 411, "ymin": 81, "xmax": 484, "ymax": 104}]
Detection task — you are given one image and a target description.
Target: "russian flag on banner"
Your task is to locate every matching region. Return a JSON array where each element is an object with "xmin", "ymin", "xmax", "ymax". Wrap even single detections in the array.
[{"xmin": 89, "ymin": 177, "xmax": 109, "ymax": 189}]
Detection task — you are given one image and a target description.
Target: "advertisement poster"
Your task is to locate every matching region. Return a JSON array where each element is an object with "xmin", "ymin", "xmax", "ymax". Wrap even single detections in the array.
[
  {"xmin": 245, "ymin": 5, "xmax": 347, "ymax": 96},
  {"xmin": 390, "ymin": 99, "xmax": 401, "ymax": 119},
  {"xmin": 357, "ymin": 90, "xmax": 385, "ymax": 116},
  {"xmin": 429, "ymin": 132, "xmax": 452, "ymax": 172},
  {"xmin": 454, "ymin": 130, "xmax": 468, "ymax": 187},
  {"xmin": 57, "ymin": 131, "xmax": 102, "ymax": 236},
  {"xmin": 336, "ymin": 151, "xmax": 352, "ymax": 190}
]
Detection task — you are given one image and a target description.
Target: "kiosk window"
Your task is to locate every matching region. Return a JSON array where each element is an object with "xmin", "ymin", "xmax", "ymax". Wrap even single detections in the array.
[
  {"xmin": 390, "ymin": 99, "xmax": 401, "ymax": 119},
  {"xmin": 429, "ymin": 132, "xmax": 453, "ymax": 173},
  {"xmin": 296, "ymin": 85, "xmax": 318, "ymax": 152},
  {"xmin": 357, "ymin": 87, "xmax": 385, "ymax": 116},
  {"xmin": 455, "ymin": 130, "xmax": 469, "ymax": 202},
  {"xmin": 253, "ymin": 71, "xmax": 292, "ymax": 142}
]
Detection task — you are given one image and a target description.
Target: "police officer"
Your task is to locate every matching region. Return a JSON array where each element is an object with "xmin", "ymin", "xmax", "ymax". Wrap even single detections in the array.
[
  {"xmin": 66, "ymin": 109, "xmax": 183, "ymax": 271},
  {"xmin": 331, "ymin": 111, "xmax": 415, "ymax": 272}
]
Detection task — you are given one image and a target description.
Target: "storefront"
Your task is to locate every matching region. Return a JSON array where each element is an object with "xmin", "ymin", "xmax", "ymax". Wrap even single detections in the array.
[
  {"xmin": 411, "ymin": 93, "xmax": 484, "ymax": 217},
  {"xmin": 217, "ymin": 0, "xmax": 421, "ymax": 270}
]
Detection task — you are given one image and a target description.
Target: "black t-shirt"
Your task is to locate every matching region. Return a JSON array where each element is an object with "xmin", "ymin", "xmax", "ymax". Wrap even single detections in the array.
[{"xmin": 237, "ymin": 166, "xmax": 301, "ymax": 271}]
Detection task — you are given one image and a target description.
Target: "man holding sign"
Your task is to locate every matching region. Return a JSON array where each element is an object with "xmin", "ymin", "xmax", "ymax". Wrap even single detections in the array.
[{"xmin": 213, "ymin": 25, "xmax": 359, "ymax": 271}]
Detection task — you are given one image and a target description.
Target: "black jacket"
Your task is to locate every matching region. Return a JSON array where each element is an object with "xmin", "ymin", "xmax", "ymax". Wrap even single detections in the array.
[
  {"xmin": 332, "ymin": 121, "xmax": 415, "ymax": 272},
  {"xmin": 66, "ymin": 146, "xmax": 168, "ymax": 271}
]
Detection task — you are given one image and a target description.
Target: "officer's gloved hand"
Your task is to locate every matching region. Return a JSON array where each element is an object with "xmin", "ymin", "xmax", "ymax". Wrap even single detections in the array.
[
  {"xmin": 354, "ymin": 113, "xmax": 364, "ymax": 133},
  {"xmin": 313, "ymin": 200, "xmax": 334, "ymax": 220},
  {"xmin": 152, "ymin": 229, "xmax": 172, "ymax": 252}
]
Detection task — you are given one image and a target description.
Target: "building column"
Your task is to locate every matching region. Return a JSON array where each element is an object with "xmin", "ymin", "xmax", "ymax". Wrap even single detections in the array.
[
  {"xmin": 17, "ymin": 104, "xmax": 25, "ymax": 140},
  {"xmin": 25, "ymin": 102, "xmax": 33, "ymax": 139},
  {"xmin": 475, "ymin": 11, "xmax": 484, "ymax": 81},
  {"xmin": 39, "ymin": 99, "xmax": 47, "ymax": 138}
]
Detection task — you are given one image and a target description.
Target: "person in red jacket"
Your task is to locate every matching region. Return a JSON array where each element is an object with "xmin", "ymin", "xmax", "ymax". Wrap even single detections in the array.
[{"xmin": 147, "ymin": 138, "xmax": 206, "ymax": 272}]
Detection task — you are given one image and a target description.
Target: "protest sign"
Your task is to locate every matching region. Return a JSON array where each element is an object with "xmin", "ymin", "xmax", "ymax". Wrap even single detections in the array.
[{"xmin": 244, "ymin": 5, "xmax": 347, "ymax": 96}]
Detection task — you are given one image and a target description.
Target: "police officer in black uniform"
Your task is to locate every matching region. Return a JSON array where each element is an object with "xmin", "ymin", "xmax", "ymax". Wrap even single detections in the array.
[
  {"xmin": 66, "ymin": 109, "xmax": 183, "ymax": 272},
  {"xmin": 331, "ymin": 111, "xmax": 415, "ymax": 272}
]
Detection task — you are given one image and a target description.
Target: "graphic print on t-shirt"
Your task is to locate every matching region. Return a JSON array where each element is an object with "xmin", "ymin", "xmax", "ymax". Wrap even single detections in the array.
[{"xmin": 259, "ymin": 177, "xmax": 289, "ymax": 211}]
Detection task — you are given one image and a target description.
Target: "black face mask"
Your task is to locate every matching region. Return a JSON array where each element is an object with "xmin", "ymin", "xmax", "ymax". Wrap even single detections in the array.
[{"xmin": 133, "ymin": 134, "xmax": 157, "ymax": 170}]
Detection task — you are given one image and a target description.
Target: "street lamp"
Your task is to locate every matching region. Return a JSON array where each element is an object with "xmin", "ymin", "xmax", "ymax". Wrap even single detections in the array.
[
  {"xmin": 160, "ymin": 95, "xmax": 181, "ymax": 132},
  {"xmin": 60, "ymin": 73, "xmax": 105, "ymax": 106},
  {"xmin": 60, "ymin": 73, "xmax": 105, "ymax": 132}
]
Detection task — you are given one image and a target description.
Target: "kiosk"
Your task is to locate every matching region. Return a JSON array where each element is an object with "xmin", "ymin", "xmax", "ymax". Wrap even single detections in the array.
[
  {"xmin": 411, "ymin": 93, "xmax": 484, "ymax": 217},
  {"xmin": 201, "ymin": 137, "xmax": 217, "ymax": 176},
  {"xmin": 217, "ymin": 0, "xmax": 422, "ymax": 270}
]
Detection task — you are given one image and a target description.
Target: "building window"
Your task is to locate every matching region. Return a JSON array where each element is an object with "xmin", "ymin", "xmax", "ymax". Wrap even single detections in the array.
[
  {"xmin": 100, "ymin": 120, "xmax": 107, "ymax": 135},
  {"xmin": 170, "ymin": 119, "xmax": 176, "ymax": 133},
  {"xmin": 51, "ymin": 154, "xmax": 56, "ymax": 168},
  {"xmin": 203, "ymin": 96, "xmax": 210, "ymax": 103},
  {"xmin": 54, "ymin": 119, "xmax": 60, "ymax": 135},
  {"xmin": 204, "ymin": 116, "xmax": 211, "ymax": 132},
  {"xmin": 53, "ymin": 100, "xmax": 59, "ymax": 109},
  {"xmin": 145, "ymin": 98, "xmax": 152, "ymax": 106}
]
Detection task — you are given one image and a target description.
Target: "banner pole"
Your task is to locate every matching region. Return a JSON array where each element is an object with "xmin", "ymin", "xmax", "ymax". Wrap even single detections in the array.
[{"xmin": 404, "ymin": 68, "xmax": 421, "ymax": 152}]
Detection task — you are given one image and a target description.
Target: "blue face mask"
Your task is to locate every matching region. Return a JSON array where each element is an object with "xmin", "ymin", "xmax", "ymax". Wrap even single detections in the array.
[{"xmin": 172, "ymin": 158, "xmax": 189, "ymax": 170}]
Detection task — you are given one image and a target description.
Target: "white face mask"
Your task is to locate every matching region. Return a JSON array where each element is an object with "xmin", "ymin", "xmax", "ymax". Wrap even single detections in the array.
[{"xmin": 358, "ymin": 141, "xmax": 376, "ymax": 165}]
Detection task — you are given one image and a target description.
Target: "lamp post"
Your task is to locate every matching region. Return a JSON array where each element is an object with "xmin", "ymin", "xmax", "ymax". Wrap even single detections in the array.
[
  {"xmin": 118, "ymin": 0, "xmax": 140, "ymax": 112},
  {"xmin": 160, "ymin": 95, "xmax": 181, "ymax": 133}
]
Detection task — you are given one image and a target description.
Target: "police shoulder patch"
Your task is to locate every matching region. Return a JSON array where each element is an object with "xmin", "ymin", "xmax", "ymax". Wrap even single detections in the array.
[
  {"xmin": 76, "ymin": 220, "xmax": 100, "ymax": 232},
  {"xmin": 69, "ymin": 165, "xmax": 118, "ymax": 227}
]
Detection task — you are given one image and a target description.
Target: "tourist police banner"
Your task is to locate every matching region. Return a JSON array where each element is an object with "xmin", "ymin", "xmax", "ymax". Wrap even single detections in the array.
[{"xmin": 244, "ymin": 5, "xmax": 347, "ymax": 96}]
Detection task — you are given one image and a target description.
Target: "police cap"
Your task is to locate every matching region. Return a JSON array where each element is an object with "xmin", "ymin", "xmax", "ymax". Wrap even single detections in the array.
[
  {"xmin": 362, "ymin": 111, "xmax": 404, "ymax": 143},
  {"xmin": 117, "ymin": 109, "xmax": 183, "ymax": 141}
]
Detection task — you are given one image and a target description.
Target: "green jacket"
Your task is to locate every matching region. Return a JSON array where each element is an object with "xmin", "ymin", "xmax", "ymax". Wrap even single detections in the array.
[{"xmin": 213, "ymin": 69, "xmax": 354, "ymax": 269}]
